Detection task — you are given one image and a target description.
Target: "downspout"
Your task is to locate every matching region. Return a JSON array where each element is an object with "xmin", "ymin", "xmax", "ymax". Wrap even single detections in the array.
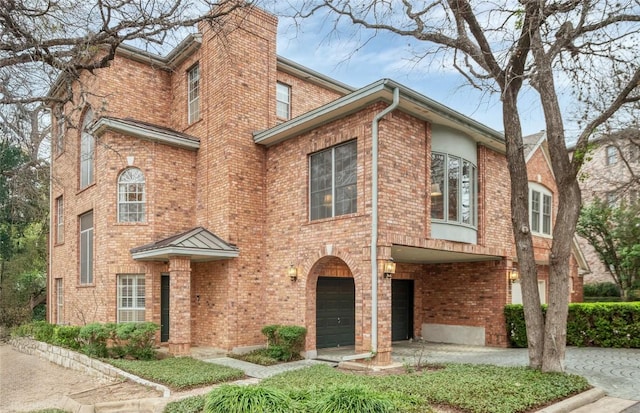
[
  {"xmin": 48, "ymin": 139, "xmax": 54, "ymax": 323},
  {"xmin": 343, "ymin": 86, "xmax": 400, "ymax": 362}
]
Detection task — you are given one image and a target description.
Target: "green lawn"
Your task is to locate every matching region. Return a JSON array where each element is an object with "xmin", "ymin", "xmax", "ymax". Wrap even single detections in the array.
[
  {"xmin": 107, "ymin": 357, "xmax": 245, "ymax": 390},
  {"xmin": 164, "ymin": 363, "xmax": 590, "ymax": 413}
]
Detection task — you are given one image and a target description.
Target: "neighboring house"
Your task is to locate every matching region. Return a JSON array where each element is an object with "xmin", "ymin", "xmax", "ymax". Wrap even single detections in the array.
[
  {"xmin": 570, "ymin": 129, "xmax": 640, "ymax": 284},
  {"xmin": 46, "ymin": 6, "xmax": 585, "ymax": 362}
]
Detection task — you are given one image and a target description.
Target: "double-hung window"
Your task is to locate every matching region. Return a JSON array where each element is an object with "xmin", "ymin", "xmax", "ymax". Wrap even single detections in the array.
[
  {"xmin": 529, "ymin": 184, "xmax": 552, "ymax": 236},
  {"xmin": 56, "ymin": 196, "xmax": 64, "ymax": 244},
  {"xmin": 276, "ymin": 82, "xmax": 291, "ymax": 120},
  {"xmin": 56, "ymin": 278, "xmax": 63, "ymax": 324},
  {"xmin": 118, "ymin": 168, "xmax": 146, "ymax": 222},
  {"xmin": 188, "ymin": 64, "xmax": 200, "ymax": 124},
  {"xmin": 79, "ymin": 211, "xmax": 93, "ymax": 284},
  {"xmin": 310, "ymin": 140, "xmax": 357, "ymax": 220},
  {"xmin": 80, "ymin": 108, "xmax": 94, "ymax": 189},
  {"xmin": 54, "ymin": 106, "xmax": 65, "ymax": 156},
  {"xmin": 117, "ymin": 274, "xmax": 145, "ymax": 322}
]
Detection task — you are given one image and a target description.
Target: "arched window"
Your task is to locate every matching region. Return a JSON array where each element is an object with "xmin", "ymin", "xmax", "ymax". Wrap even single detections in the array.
[
  {"xmin": 80, "ymin": 108, "xmax": 94, "ymax": 189},
  {"xmin": 118, "ymin": 168, "xmax": 145, "ymax": 222}
]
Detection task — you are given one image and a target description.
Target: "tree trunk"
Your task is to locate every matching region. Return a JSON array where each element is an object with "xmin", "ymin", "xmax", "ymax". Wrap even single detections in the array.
[{"xmin": 502, "ymin": 88, "xmax": 545, "ymax": 369}]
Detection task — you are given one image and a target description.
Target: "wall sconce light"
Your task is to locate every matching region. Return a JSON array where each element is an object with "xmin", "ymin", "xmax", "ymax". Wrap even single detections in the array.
[
  {"xmin": 431, "ymin": 183, "xmax": 442, "ymax": 197},
  {"xmin": 383, "ymin": 259, "xmax": 396, "ymax": 278},
  {"xmin": 509, "ymin": 268, "xmax": 520, "ymax": 283},
  {"xmin": 323, "ymin": 193, "xmax": 332, "ymax": 206},
  {"xmin": 287, "ymin": 264, "xmax": 298, "ymax": 281}
]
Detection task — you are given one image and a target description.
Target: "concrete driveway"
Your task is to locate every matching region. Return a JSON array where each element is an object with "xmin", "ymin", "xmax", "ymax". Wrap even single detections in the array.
[{"xmin": 389, "ymin": 342, "xmax": 640, "ymax": 401}]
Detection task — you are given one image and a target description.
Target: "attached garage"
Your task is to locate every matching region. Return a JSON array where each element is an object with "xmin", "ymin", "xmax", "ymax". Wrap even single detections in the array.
[{"xmin": 316, "ymin": 277, "xmax": 355, "ymax": 348}]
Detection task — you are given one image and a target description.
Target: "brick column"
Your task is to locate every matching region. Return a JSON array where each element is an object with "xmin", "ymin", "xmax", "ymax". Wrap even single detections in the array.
[{"xmin": 169, "ymin": 256, "xmax": 192, "ymax": 355}]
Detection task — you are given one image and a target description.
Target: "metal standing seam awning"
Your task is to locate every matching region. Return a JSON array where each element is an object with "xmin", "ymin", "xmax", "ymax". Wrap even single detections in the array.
[{"xmin": 130, "ymin": 227, "xmax": 239, "ymax": 262}]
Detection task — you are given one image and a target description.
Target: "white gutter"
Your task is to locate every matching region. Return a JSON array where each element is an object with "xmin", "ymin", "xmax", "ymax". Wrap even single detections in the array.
[{"xmin": 346, "ymin": 87, "xmax": 400, "ymax": 362}]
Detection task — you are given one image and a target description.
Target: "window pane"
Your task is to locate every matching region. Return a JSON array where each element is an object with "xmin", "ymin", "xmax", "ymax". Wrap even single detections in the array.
[
  {"xmin": 276, "ymin": 82, "xmax": 290, "ymax": 119},
  {"xmin": 310, "ymin": 150, "xmax": 333, "ymax": 220},
  {"xmin": 542, "ymin": 194, "xmax": 551, "ymax": 234},
  {"xmin": 80, "ymin": 109, "xmax": 94, "ymax": 189},
  {"xmin": 531, "ymin": 191, "xmax": 540, "ymax": 233},
  {"xmin": 188, "ymin": 64, "xmax": 200, "ymax": 123},
  {"xmin": 461, "ymin": 161, "xmax": 473, "ymax": 224},
  {"xmin": 118, "ymin": 168, "xmax": 145, "ymax": 222},
  {"xmin": 430, "ymin": 153, "xmax": 445, "ymax": 220},
  {"xmin": 448, "ymin": 156, "xmax": 460, "ymax": 221},
  {"xmin": 334, "ymin": 141, "xmax": 357, "ymax": 216}
]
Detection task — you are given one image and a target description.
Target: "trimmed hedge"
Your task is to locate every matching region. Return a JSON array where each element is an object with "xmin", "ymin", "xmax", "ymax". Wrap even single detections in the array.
[
  {"xmin": 260, "ymin": 324, "xmax": 307, "ymax": 362},
  {"xmin": 505, "ymin": 302, "xmax": 640, "ymax": 348}
]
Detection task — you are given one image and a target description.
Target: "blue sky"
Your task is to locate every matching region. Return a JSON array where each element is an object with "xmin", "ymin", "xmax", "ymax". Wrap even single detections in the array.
[{"xmin": 269, "ymin": 9, "xmax": 549, "ymax": 137}]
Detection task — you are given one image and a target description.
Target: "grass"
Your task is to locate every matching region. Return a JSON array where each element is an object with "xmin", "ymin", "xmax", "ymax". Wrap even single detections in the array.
[{"xmin": 107, "ymin": 357, "xmax": 244, "ymax": 390}]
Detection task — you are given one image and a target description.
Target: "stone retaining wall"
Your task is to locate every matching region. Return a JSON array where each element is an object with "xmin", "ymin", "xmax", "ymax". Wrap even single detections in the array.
[{"xmin": 10, "ymin": 337, "xmax": 170, "ymax": 397}]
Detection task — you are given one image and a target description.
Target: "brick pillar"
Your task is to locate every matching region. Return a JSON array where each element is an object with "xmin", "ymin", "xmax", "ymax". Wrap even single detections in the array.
[
  {"xmin": 375, "ymin": 266, "xmax": 393, "ymax": 365},
  {"xmin": 169, "ymin": 256, "xmax": 192, "ymax": 355}
]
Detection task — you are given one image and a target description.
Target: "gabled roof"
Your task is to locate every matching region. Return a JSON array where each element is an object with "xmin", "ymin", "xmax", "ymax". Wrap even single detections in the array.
[
  {"xmin": 130, "ymin": 227, "xmax": 239, "ymax": 262},
  {"xmin": 92, "ymin": 117, "xmax": 200, "ymax": 150},
  {"xmin": 523, "ymin": 131, "xmax": 547, "ymax": 161},
  {"xmin": 253, "ymin": 79, "xmax": 505, "ymax": 152}
]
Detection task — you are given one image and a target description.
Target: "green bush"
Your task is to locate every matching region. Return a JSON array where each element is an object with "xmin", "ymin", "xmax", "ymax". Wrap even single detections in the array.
[
  {"xmin": 583, "ymin": 282, "xmax": 620, "ymax": 297},
  {"xmin": 113, "ymin": 322, "xmax": 158, "ymax": 360},
  {"xmin": 33, "ymin": 320, "xmax": 56, "ymax": 342},
  {"xmin": 164, "ymin": 395, "xmax": 206, "ymax": 413},
  {"xmin": 205, "ymin": 385, "xmax": 295, "ymax": 413},
  {"xmin": 308, "ymin": 385, "xmax": 395, "ymax": 413},
  {"xmin": 259, "ymin": 324, "xmax": 307, "ymax": 362},
  {"xmin": 53, "ymin": 325, "xmax": 81, "ymax": 350},
  {"xmin": 505, "ymin": 303, "xmax": 640, "ymax": 348},
  {"xmin": 78, "ymin": 323, "xmax": 112, "ymax": 357}
]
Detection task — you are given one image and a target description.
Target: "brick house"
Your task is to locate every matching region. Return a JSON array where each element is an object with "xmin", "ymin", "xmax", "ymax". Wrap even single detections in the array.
[
  {"xmin": 47, "ymin": 6, "xmax": 585, "ymax": 362},
  {"xmin": 570, "ymin": 129, "xmax": 640, "ymax": 284}
]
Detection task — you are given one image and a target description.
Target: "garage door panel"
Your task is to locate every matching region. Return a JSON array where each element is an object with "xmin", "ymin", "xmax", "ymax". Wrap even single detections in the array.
[{"xmin": 316, "ymin": 277, "xmax": 355, "ymax": 349}]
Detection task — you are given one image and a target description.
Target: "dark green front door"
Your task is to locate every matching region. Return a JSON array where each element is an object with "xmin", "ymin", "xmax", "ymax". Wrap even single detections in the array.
[
  {"xmin": 161, "ymin": 275, "xmax": 170, "ymax": 342},
  {"xmin": 316, "ymin": 277, "xmax": 355, "ymax": 348},
  {"xmin": 392, "ymin": 279, "xmax": 414, "ymax": 341}
]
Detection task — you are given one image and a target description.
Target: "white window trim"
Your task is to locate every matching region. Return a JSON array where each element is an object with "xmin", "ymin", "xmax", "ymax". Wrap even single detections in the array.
[
  {"xmin": 188, "ymin": 64, "xmax": 200, "ymax": 124},
  {"xmin": 606, "ymin": 145, "xmax": 617, "ymax": 166},
  {"xmin": 276, "ymin": 82, "xmax": 291, "ymax": 120},
  {"xmin": 56, "ymin": 196, "xmax": 64, "ymax": 244},
  {"xmin": 56, "ymin": 278, "xmax": 63, "ymax": 325},
  {"xmin": 79, "ymin": 211, "xmax": 93, "ymax": 285},
  {"xmin": 529, "ymin": 183, "xmax": 553, "ymax": 237},
  {"xmin": 117, "ymin": 274, "xmax": 145, "ymax": 323},
  {"xmin": 80, "ymin": 108, "xmax": 94, "ymax": 189},
  {"xmin": 117, "ymin": 168, "xmax": 146, "ymax": 223},
  {"xmin": 430, "ymin": 151, "xmax": 478, "ymax": 228}
]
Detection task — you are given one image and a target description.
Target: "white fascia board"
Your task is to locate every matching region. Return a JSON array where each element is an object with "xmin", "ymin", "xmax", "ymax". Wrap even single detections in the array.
[
  {"xmin": 92, "ymin": 118, "xmax": 200, "ymax": 150},
  {"xmin": 277, "ymin": 56, "xmax": 355, "ymax": 95}
]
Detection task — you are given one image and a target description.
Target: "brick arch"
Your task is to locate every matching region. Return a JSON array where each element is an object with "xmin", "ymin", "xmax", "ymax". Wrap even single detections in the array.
[{"xmin": 302, "ymin": 248, "xmax": 366, "ymax": 352}]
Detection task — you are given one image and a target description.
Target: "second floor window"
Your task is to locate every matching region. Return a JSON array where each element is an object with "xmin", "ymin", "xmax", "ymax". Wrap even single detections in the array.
[
  {"xmin": 276, "ymin": 82, "xmax": 291, "ymax": 120},
  {"xmin": 79, "ymin": 211, "xmax": 93, "ymax": 285},
  {"xmin": 118, "ymin": 168, "xmax": 146, "ymax": 222},
  {"xmin": 606, "ymin": 145, "xmax": 617, "ymax": 165},
  {"xmin": 188, "ymin": 64, "xmax": 200, "ymax": 124},
  {"xmin": 80, "ymin": 108, "xmax": 94, "ymax": 189},
  {"xmin": 431, "ymin": 152, "xmax": 477, "ymax": 226},
  {"xmin": 310, "ymin": 140, "xmax": 357, "ymax": 221},
  {"xmin": 54, "ymin": 106, "xmax": 65, "ymax": 156},
  {"xmin": 56, "ymin": 196, "xmax": 64, "ymax": 244},
  {"xmin": 530, "ymin": 184, "xmax": 552, "ymax": 236}
]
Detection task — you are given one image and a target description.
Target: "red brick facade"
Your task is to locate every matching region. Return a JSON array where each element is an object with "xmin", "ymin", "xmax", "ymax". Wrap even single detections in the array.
[{"xmin": 47, "ymin": 6, "xmax": 582, "ymax": 361}]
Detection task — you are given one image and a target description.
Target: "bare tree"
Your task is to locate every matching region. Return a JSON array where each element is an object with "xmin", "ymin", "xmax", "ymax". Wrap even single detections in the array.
[
  {"xmin": 0, "ymin": 0, "xmax": 255, "ymax": 107},
  {"xmin": 293, "ymin": 0, "xmax": 640, "ymax": 372}
]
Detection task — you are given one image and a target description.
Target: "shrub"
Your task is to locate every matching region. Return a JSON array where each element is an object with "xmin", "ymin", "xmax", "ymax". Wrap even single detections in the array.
[
  {"xmin": 583, "ymin": 282, "xmax": 621, "ymax": 298},
  {"xmin": 78, "ymin": 323, "xmax": 112, "ymax": 358},
  {"xmin": 113, "ymin": 322, "xmax": 158, "ymax": 360},
  {"xmin": 164, "ymin": 395, "xmax": 206, "ymax": 413},
  {"xmin": 53, "ymin": 325, "xmax": 81, "ymax": 350},
  {"xmin": 505, "ymin": 302, "xmax": 640, "ymax": 348},
  {"xmin": 205, "ymin": 385, "xmax": 295, "ymax": 413},
  {"xmin": 308, "ymin": 385, "xmax": 396, "ymax": 413},
  {"xmin": 259, "ymin": 324, "xmax": 307, "ymax": 362}
]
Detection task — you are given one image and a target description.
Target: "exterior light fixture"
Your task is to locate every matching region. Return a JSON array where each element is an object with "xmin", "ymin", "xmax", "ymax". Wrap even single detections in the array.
[
  {"xmin": 509, "ymin": 268, "xmax": 520, "ymax": 282},
  {"xmin": 323, "ymin": 193, "xmax": 332, "ymax": 206},
  {"xmin": 383, "ymin": 259, "xmax": 396, "ymax": 278},
  {"xmin": 431, "ymin": 183, "xmax": 442, "ymax": 197},
  {"xmin": 287, "ymin": 264, "xmax": 298, "ymax": 281}
]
